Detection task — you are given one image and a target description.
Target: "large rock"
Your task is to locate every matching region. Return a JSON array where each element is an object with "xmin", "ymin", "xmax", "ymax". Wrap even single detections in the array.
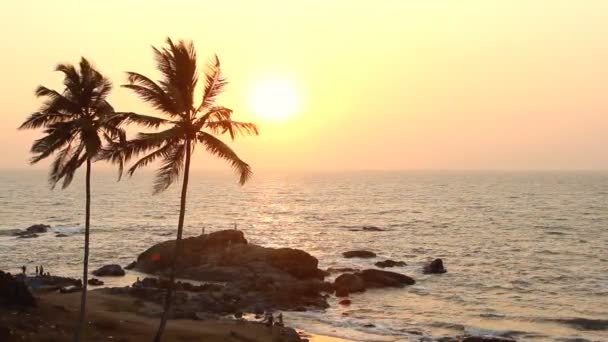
[
  {"xmin": 0, "ymin": 271, "xmax": 35, "ymax": 306},
  {"xmin": 360, "ymin": 269, "xmax": 415, "ymax": 287},
  {"xmin": 375, "ymin": 259, "xmax": 407, "ymax": 268},
  {"xmin": 334, "ymin": 273, "xmax": 366, "ymax": 296},
  {"xmin": 268, "ymin": 248, "xmax": 326, "ymax": 279},
  {"xmin": 333, "ymin": 269, "xmax": 415, "ymax": 296},
  {"xmin": 423, "ymin": 258, "xmax": 447, "ymax": 274},
  {"xmin": 342, "ymin": 250, "xmax": 377, "ymax": 259},
  {"xmin": 92, "ymin": 264, "xmax": 125, "ymax": 277},
  {"xmin": 127, "ymin": 230, "xmax": 331, "ymax": 312},
  {"xmin": 134, "ymin": 230, "xmax": 247, "ymax": 273}
]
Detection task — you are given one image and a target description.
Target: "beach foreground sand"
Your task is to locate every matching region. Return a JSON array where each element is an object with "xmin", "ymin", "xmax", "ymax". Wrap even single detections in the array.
[{"xmin": 0, "ymin": 289, "xmax": 349, "ymax": 342}]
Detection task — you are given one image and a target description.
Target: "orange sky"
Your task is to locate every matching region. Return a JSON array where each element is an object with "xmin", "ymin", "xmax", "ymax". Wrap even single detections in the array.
[{"xmin": 1, "ymin": 1, "xmax": 607, "ymax": 171}]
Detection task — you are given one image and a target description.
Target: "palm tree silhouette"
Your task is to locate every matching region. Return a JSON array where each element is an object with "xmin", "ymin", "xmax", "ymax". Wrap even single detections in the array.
[
  {"xmin": 105, "ymin": 38, "xmax": 258, "ymax": 342},
  {"xmin": 18, "ymin": 58, "xmax": 159, "ymax": 342}
]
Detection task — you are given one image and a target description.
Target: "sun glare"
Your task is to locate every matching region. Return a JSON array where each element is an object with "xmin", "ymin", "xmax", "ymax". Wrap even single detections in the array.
[{"xmin": 250, "ymin": 79, "xmax": 298, "ymax": 121}]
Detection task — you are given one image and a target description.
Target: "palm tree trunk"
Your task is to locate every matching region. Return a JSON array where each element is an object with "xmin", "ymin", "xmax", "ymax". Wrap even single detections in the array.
[
  {"xmin": 154, "ymin": 141, "xmax": 192, "ymax": 342},
  {"xmin": 74, "ymin": 158, "xmax": 91, "ymax": 342}
]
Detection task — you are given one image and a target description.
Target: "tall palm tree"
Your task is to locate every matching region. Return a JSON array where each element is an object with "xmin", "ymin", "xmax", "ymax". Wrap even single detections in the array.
[
  {"xmin": 19, "ymin": 58, "xmax": 162, "ymax": 342},
  {"xmin": 105, "ymin": 38, "xmax": 258, "ymax": 342}
]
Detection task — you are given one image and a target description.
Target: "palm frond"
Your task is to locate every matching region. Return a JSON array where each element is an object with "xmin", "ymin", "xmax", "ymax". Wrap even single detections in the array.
[
  {"xmin": 197, "ymin": 55, "xmax": 226, "ymax": 112},
  {"xmin": 113, "ymin": 112, "xmax": 170, "ymax": 128},
  {"xmin": 123, "ymin": 72, "xmax": 178, "ymax": 115},
  {"xmin": 19, "ymin": 112, "xmax": 74, "ymax": 130},
  {"xmin": 205, "ymin": 120, "xmax": 259, "ymax": 140},
  {"xmin": 128, "ymin": 142, "xmax": 175, "ymax": 177},
  {"xmin": 152, "ymin": 38, "xmax": 198, "ymax": 111},
  {"xmin": 153, "ymin": 143, "xmax": 185, "ymax": 194},
  {"xmin": 196, "ymin": 131, "xmax": 252, "ymax": 185},
  {"xmin": 34, "ymin": 86, "xmax": 80, "ymax": 115}
]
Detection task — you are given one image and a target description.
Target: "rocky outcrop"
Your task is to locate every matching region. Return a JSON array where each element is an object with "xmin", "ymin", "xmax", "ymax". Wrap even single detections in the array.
[
  {"xmin": 127, "ymin": 230, "xmax": 333, "ymax": 312},
  {"xmin": 375, "ymin": 259, "xmax": 406, "ymax": 268},
  {"xmin": 423, "ymin": 258, "xmax": 447, "ymax": 274},
  {"xmin": 342, "ymin": 250, "xmax": 377, "ymax": 259},
  {"xmin": 333, "ymin": 269, "xmax": 415, "ymax": 296},
  {"xmin": 0, "ymin": 271, "xmax": 35, "ymax": 306},
  {"xmin": 92, "ymin": 264, "xmax": 125, "ymax": 277}
]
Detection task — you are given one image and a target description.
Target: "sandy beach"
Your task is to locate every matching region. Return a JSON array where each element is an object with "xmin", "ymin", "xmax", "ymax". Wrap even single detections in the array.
[{"xmin": 0, "ymin": 288, "xmax": 347, "ymax": 342}]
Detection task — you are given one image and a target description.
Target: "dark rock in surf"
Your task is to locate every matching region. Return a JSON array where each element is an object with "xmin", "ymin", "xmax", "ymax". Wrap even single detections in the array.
[
  {"xmin": 334, "ymin": 273, "xmax": 366, "ymax": 296},
  {"xmin": 92, "ymin": 264, "xmax": 125, "ymax": 277},
  {"xmin": 0, "ymin": 271, "xmax": 35, "ymax": 306},
  {"xmin": 362, "ymin": 226, "xmax": 384, "ymax": 231},
  {"xmin": 375, "ymin": 259, "xmax": 407, "ymax": 268},
  {"xmin": 124, "ymin": 261, "xmax": 136, "ymax": 270},
  {"xmin": 342, "ymin": 250, "xmax": 377, "ymax": 259},
  {"xmin": 87, "ymin": 278, "xmax": 104, "ymax": 286},
  {"xmin": 339, "ymin": 299, "xmax": 351, "ymax": 305},
  {"xmin": 14, "ymin": 224, "xmax": 50, "ymax": 237},
  {"xmin": 333, "ymin": 269, "xmax": 415, "ymax": 296},
  {"xmin": 360, "ymin": 269, "xmax": 415, "ymax": 287},
  {"xmin": 423, "ymin": 258, "xmax": 447, "ymax": 274}
]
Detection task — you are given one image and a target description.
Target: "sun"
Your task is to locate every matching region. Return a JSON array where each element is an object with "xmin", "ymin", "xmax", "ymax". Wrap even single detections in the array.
[{"xmin": 249, "ymin": 79, "xmax": 299, "ymax": 121}]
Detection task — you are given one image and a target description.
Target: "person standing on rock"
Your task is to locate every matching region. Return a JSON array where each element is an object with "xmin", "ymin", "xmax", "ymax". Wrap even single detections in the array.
[
  {"xmin": 21, "ymin": 265, "xmax": 26, "ymax": 275},
  {"xmin": 40, "ymin": 266, "xmax": 44, "ymax": 277},
  {"xmin": 35, "ymin": 266, "xmax": 39, "ymax": 276}
]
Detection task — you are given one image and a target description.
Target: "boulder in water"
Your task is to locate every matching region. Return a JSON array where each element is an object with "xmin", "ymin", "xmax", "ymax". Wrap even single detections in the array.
[
  {"xmin": 92, "ymin": 264, "xmax": 125, "ymax": 277},
  {"xmin": 88, "ymin": 278, "xmax": 104, "ymax": 286},
  {"xmin": 342, "ymin": 250, "xmax": 377, "ymax": 259},
  {"xmin": 362, "ymin": 226, "xmax": 384, "ymax": 231},
  {"xmin": 375, "ymin": 259, "xmax": 407, "ymax": 268},
  {"xmin": 14, "ymin": 224, "xmax": 50, "ymax": 237},
  {"xmin": 0, "ymin": 271, "xmax": 35, "ymax": 306},
  {"xmin": 360, "ymin": 269, "xmax": 415, "ymax": 287},
  {"xmin": 334, "ymin": 273, "xmax": 366, "ymax": 296},
  {"xmin": 423, "ymin": 258, "xmax": 447, "ymax": 274}
]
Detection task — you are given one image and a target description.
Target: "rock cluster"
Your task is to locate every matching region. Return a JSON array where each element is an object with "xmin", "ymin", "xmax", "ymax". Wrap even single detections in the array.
[
  {"xmin": 14, "ymin": 224, "xmax": 50, "ymax": 238},
  {"xmin": 126, "ymin": 230, "xmax": 333, "ymax": 313}
]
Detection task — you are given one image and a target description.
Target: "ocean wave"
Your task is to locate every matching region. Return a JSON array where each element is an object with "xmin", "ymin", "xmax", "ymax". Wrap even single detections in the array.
[{"xmin": 51, "ymin": 226, "xmax": 84, "ymax": 235}]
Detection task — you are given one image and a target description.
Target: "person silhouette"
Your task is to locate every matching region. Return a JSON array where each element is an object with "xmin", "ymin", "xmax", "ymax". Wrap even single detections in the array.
[
  {"xmin": 21, "ymin": 265, "xmax": 26, "ymax": 275},
  {"xmin": 35, "ymin": 266, "xmax": 39, "ymax": 276}
]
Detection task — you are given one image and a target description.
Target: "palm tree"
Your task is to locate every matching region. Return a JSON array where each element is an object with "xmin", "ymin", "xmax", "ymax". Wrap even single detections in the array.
[
  {"xmin": 105, "ymin": 38, "xmax": 258, "ymax": 342},
  {"xmin": 19, "ymin": 58, "xmax": 162, "ymax": 342}
]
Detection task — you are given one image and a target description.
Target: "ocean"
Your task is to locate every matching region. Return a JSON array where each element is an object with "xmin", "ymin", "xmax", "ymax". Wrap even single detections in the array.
[{"xmin": 1, "ymin": 169, "xmax": 607, "ymax": 341}]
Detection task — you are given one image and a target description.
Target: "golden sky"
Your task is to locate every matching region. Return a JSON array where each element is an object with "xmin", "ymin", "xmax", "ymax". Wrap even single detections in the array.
[{"xmin": 1, "ymin": 0, "xmax": 607, "ymax": 171}]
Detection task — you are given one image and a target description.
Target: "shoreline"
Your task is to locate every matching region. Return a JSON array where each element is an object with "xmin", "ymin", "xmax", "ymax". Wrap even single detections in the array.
[{"xmin": 0, "ymin": 286, "xmax": 350, "ymax": 342}]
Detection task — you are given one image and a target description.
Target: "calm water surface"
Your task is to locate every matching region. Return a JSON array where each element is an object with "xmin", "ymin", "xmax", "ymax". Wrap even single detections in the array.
[{"xmin": 1, "ymin": 170, "xmax": 607, "ymax": 341}]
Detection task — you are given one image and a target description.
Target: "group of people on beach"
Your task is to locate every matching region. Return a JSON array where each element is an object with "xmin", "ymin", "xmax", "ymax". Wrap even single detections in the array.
[{"xmin": 21, "ymin": 265, "xmax": 50, "ymax": 277}]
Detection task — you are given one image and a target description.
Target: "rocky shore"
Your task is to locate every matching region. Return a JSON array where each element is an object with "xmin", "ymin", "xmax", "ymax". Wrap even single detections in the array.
[{"xmin": 2, "ymin": 227, "xmax": 519, "ymax": 342}]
